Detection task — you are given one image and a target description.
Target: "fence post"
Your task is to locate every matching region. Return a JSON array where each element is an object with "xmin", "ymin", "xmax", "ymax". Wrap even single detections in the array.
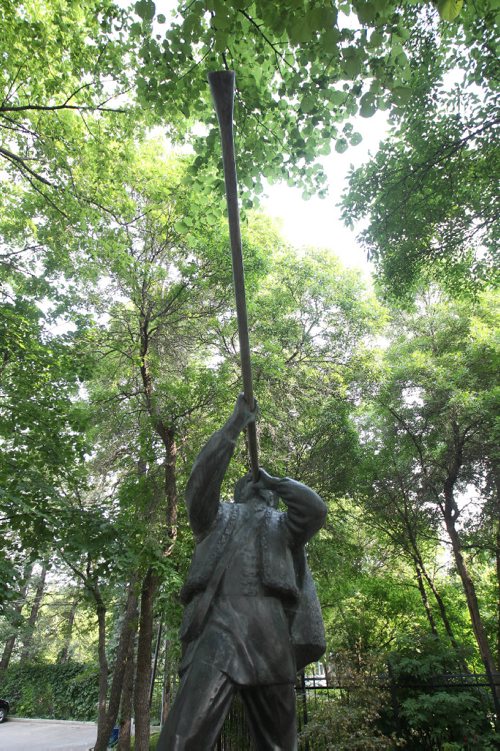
[
  {"xmin": 299, "ymin": 671, "xmax": 309, "ymax": 751},
  {"xmin": 387, "ymin": 660, "xmax": 401, "ymax": 734}
]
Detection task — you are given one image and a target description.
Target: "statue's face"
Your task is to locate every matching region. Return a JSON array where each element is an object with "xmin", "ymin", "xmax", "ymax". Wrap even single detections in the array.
[{"xmin": 234, "ymin": 476, "xmax": 278, "ymax": 507}]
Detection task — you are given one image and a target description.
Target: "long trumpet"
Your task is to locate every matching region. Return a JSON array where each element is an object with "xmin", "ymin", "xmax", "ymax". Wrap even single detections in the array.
[{"xmin": 208, "ymin": 70, "xmax": 259, "ymax": 481}]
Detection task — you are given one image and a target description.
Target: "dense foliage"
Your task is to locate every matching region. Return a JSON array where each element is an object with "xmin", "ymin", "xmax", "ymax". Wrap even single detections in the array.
[
  {"xmin": 342, "ymin": 1, "xmax": 499, "ymax": 298},
  {"xmin": 1, "ymin": 661, "xmax": 99, "ymax": 721}
]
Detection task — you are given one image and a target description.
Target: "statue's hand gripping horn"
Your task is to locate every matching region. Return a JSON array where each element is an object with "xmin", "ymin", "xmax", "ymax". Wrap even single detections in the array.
[{"xmin": 208, "ymin": 70, "xmax": 259, "ymax": 481}]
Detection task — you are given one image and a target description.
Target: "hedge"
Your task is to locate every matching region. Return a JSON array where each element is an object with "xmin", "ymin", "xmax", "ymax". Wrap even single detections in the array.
[{"xmin": 1, "ymin": 661, "xmax": 99, "ymax": 720}]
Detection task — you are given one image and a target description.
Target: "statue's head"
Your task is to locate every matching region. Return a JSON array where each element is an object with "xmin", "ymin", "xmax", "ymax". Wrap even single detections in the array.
[{"xmin": 234, "ymin": 473, "xmax": 279, "ymax": 508}]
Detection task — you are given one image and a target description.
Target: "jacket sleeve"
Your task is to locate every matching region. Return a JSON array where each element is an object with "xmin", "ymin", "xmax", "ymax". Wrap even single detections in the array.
[
  {"xmin": 272, "ymin": 478, "xmax": 327, "ymax": 546},
  {"xmin": 185, "ymin": 429, "xmax": 237, "ymax": 540}
]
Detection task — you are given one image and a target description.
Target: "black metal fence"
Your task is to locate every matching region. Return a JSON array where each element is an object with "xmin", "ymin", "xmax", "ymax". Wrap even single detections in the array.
[
  {"xmin": 216, "ymin": 672, "xmax": 499, "ymax": 750},
  {"xmin": 213, "ymin": 679, "xmax": 360, "ymax": 750},
  {"xmin": 151, "ymin": 672, "xmax": 499, "ymax": 750}
]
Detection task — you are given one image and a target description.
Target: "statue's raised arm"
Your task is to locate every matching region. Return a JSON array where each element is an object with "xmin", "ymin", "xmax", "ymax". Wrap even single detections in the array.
[{"xmin": 185, "ymin": 394, "xmax": 257, "ymax": 539}]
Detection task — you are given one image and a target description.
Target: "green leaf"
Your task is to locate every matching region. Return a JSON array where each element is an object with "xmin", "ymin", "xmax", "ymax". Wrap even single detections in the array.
[
  {"xmin": 392, "ymin": 86, "xmax": 412, "ymax": 105},
  {"xmin": 335, "ymin": 138, "xmax": 348, "ymax": 154},
  {"xmin": 135, "ymin": 1, "xmax": 156, "ymax": 21},
  {"xmin": 322, "ymin": 27, "xmax": 341, "ymax": 53},
  {"xmin": 437, "ymin": 0, "xmax": 464, "ymax": 22},
  {"xmin": 342, "ymin": 48, "xmax": 363, "ymax": 79},
  {"xmin": 328, "ymin": 89, "xmax": 347, "ymax": 106},
  {"xmin": 356, "ymin": 2, "xmax": 378, "ymax": 25},
  {"xmin": 359, "ymin": 93, "xmax": 377, "ymax": 118},
  {"xmin": 300, "ymin": 94, "xmax": 316, "ymax": 113}
]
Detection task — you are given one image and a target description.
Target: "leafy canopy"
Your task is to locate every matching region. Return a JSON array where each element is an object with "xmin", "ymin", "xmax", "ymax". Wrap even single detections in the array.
[
  {"xmin": 131, "ymin": 0, "xmax": 475, "ymax": 201},
  {"xmin": 342, "ymin": 2, "xmax": 499, "ymax": 299}
]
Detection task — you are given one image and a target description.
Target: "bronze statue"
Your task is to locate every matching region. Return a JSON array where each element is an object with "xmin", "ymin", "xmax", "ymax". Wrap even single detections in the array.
[{"xmin": 156, "ymin": 394, "xmax": 327, "ymax": 751}]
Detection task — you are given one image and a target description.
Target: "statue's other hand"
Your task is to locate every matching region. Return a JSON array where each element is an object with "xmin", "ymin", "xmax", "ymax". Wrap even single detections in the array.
[
  {"xmin": 255, "ymin": 467, "xmax": 279, "ymax": 490},
  {"xmin": 233, "ymin": 392, "xmax": 259, "ymax": 427}
]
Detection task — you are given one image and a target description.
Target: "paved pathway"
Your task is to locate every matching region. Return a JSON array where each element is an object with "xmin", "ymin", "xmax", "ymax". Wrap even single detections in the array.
[{"xmin": 0, "ymin": 717, "xmax": 97, "ymax": 751}]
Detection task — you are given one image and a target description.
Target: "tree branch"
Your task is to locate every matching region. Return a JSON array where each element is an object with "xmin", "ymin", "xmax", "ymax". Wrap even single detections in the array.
[
  {"xmin": 0, "ymin": 102, "xmax": 127, "ymax": 114},
  {"xmin": 0, "ymin": 145, "xmax": 53, "ymax": 185},
  {"xmin": 238, "ymin": 9, "xmax": 296, "ymax": 72}
]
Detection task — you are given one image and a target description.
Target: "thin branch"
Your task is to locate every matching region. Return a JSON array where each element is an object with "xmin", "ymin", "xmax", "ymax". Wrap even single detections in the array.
[
  {"xmin": 0, "ymin": 145, "xmax": 53, "ymax": 185},
  {"xmin": 23, "ymin": 172, "xmax": 70, "ymax": 219},
  {"xmin": 1, "ymin": 62, "xmax": 27, "ymax": 107},
  {"xmin": 238, "ymin": 9, "xmax": 296, "ymax": 72},
  {"xmin": 0, "ymin": 102, "xmax": 127, "ymax": 114}
]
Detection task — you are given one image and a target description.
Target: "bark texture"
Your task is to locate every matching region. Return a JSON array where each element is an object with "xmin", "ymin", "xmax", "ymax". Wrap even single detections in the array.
[
  {"xmin": 93, "ymin": 579, "xmax": 139, "ymax": 751},
  {"xmin": 20, "ymin": 560, "xmax": 48, "ymax": 663},
  {"xmin": 134, "ymin": 568, "xmax": 159, "ymax": 751},
  {"xmin": 117, "ymin": 630, "xmax": 136, "ymax": 751},
  {"xmin": 0, "ymin": 563, "xmax": 32, "ymax": 677}
]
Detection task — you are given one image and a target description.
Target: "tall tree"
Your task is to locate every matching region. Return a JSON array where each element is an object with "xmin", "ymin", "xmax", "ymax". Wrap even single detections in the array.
[
  {"xmin": 368, "ymin": 292, "xmax": 500, "ymax": 715},
  {"xmin": 354, "ymin": 414, "xmax": 469, "ymax": 659},
  {"xmin": 81, "ymin": 146, "xmax": 257, "ymax": 749}
]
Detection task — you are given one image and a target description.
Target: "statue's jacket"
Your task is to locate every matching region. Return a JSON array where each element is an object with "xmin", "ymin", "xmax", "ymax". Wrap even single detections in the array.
[
  {"xmin": 179, "ymin": 427, "xmax": 327, "ymax": 674},
  {"xmin": 181, "ymin": 502, "xmax": 299, "ymax": 605}
]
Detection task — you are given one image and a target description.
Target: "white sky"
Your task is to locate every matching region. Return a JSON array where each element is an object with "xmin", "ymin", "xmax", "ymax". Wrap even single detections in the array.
[{"xmin": 262, "ymin": 111, "xmax": 388, "ymax": 275}]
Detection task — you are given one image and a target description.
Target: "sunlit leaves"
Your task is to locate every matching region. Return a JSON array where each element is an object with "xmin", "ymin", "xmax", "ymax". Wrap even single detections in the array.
[
  {"xmin": 124, "ymin": 0, "xmax": 484, "ymax": 200},
  {"xmin": 0, "ymin": 299, "xmax": 92, "ymax": 554},
  {"xmin": 341, "ymin": 8, "xmax": 499, "ymax": 301}
]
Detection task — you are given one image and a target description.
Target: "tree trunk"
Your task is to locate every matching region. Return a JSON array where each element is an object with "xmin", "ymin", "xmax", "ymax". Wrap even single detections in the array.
[
  {"xmin": 0, "ymin": 634, "xmax": 17, "ymax": 679},
  {"xmin": 413, "ymin": 559, "xmax": 438, "ymax": 635},
  {"xmin": 398, "ymin": 485, "xmax": 461, "ymax": 653},
  {"xmin": 149, "ymin": 621, "xmax": 162, "ymax": 711},
  {"xmin": 496, "ymin": 511, "xmax": 500, "ymax": 672},
  {"xmin": 94, "ymin": 579, "xmax": 139, "ymax": 751},
  {"xmin": 117, "ymin": 629, "xmax": 137, "ymax": 751},
  {"xmin": 58, "ymin": 587, "xmax": 80, "ymax": 663},
  {"xmin": 493, "ymin": 464, "xmax": 500, "ymax": 671},
  {"xmin": 20, "ymin": 560, "xmax": 48, "ymax": 663},
  {"xmin": 420, "ymin": 561, "xmax": 464, "ymax": 658},
  {"xmin": 410, "ymin": 542, "xmax": 464, "ymax": 660},
  {"xmin": 96, "ymin": 600, "xmax": 109, "ymax": 732},
  {"xmin": 134, "ymin": 568, "xmax": 159, "ymax": 751},
  {"xmin": 135, "ymin": 306, "xmax": 179, "ymax": 747},
  {"xmin": 443, "ymin": 483, "xmax": 500, "ymax": 719},
  {"xmin": 161, "ymin": 635, "xmax": 174, "ymax": 727},
  {"xmin": 163, "ymin": 427, "xmax": 179, "ymax": 551},
  {"xmin": 0, "ymin": 563, "xmax": 32, "ymax": 677}
]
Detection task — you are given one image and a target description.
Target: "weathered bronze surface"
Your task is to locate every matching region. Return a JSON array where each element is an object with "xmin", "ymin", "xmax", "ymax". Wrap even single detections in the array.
[{"xmin": 156, "ymin": 395, "xmax": 327, "ymax": 751}]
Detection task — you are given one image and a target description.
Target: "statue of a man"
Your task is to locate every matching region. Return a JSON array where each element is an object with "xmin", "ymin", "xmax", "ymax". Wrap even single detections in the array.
[{"xmin": 157, "ymin": 395, "xmax": 327, "ymax": 751}]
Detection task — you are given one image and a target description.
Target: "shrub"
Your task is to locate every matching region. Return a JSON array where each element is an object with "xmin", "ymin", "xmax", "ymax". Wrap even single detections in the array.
[
  {"xmin": 386, "ymin": 634, "xmax": 498, "ymax": 750},
  {"xmin": 1, "ymin": 661, "xmax": 99, "ymax": 720},
  {"xmin": 298, "ymin": 659, "xmax": 402, "ymax": 751}
]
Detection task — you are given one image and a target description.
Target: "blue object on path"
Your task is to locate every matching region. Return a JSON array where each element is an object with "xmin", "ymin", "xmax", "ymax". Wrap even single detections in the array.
[{"xmin": 108, "ymin": 725, "xmax": 119, "ymax": 747}]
